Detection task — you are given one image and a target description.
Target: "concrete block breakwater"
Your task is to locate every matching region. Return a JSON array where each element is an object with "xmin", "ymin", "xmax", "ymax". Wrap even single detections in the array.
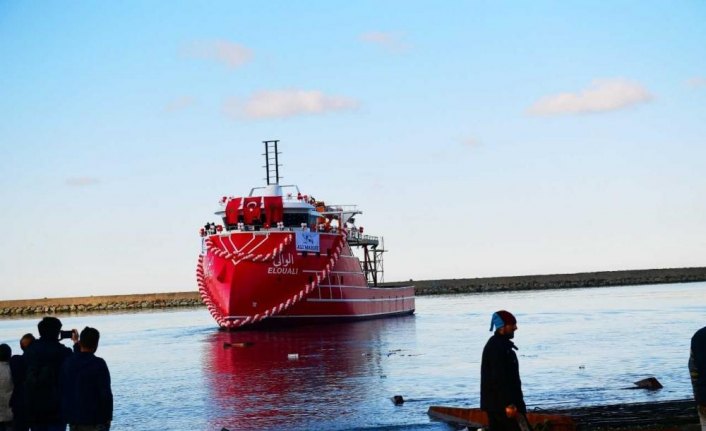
[{"xmin": 1, "ymin": 267, "xmax": 705, "ymax": 316}]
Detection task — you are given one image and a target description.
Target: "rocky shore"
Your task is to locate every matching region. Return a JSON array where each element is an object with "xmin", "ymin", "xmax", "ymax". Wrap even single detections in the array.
[
  {"xmin": 2, "ymin": 266, "xmax": 705, "ymax": 317},
  {"xmin": 0, "ymin": 292, "xmax": 202, "ymax": 317}
]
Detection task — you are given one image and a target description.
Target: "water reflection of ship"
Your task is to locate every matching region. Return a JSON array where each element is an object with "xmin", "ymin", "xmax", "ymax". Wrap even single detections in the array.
[{"xmin": 203, "ymin": 317, "xmax": 416, "ymax": 431}]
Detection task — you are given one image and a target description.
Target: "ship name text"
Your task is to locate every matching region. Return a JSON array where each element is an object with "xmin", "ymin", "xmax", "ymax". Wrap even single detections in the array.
[
  {"xmin": 268, "ymin": 267, "xmax": 299, "ymax": 275},
  {"xmin": 268, "ymin": 252, "xmax": 299, "ymax": 276}
]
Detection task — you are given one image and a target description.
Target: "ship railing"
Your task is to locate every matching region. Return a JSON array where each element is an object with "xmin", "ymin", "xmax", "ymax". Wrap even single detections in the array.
[
  {"xmin": 221, "ymin": 224, "xmax": 347, "ymax": 234},
  {"xmin": 347, "ymin": 232, "xmax": 380, "ymax": 247},
  {"xmin": 324, "ymin": 204, "xmax": 359, "ymax": 213}
]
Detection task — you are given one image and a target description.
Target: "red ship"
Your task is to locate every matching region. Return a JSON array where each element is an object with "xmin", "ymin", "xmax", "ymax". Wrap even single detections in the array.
[{"xmin": 196, "ymin": 140, "xmax": 415, "ymax": 329}]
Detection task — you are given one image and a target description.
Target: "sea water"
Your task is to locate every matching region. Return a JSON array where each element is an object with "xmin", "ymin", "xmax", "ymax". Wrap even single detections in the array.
[{"xmin": 1, "ymin": 282, "xmax": 705, "ymax": 431}]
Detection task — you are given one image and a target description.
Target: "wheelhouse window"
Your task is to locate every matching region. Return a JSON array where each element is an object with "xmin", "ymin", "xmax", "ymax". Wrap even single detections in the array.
[{"xmin": 283, "ymin": 212, "xmax": 309, "ymax": 227}]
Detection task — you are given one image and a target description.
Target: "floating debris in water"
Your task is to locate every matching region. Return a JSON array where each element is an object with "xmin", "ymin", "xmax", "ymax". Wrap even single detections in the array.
[
  {"xmin": 287, "ymin": 353, "xmax": 299, "ymax": 360},
  {"xmin": 392, "ymin": 395, "xmax": 404, "ymax": 405},
  {"xmin": 632, "ymin": 377, "xmax": 663, "ymax": 390},
  {"xmin": 223, "ymin": 341, "xmax": 253, "ymax": 349}
]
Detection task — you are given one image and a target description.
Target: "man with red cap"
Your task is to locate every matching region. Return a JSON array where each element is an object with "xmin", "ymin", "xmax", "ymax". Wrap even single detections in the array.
[{"xmin": 481, "ymin": 310, "xmax": 527, "ymax": 431}]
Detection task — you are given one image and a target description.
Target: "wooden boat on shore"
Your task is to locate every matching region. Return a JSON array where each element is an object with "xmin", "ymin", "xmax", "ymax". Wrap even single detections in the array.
[
  {"xmin": 428, "ymin": 406, "xmax": 576, "ymax": 431},
  {"xmin": 428, "ymin": 399, "xmax": 699, "ymax": 430}
]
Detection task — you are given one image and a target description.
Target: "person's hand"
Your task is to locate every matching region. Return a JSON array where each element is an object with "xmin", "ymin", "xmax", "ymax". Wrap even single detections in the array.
[
  {"xmin": 71, "ymin": 329, "xmax": 79, "ymax": 344},
  {"xmin": 505, "ymin": 404, "xmax": 518, "ymax": 418}
]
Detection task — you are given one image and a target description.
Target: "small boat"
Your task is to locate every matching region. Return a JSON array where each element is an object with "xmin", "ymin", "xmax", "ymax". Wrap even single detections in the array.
[
  {"xmin": 427, "ymin": 406, "xmax": 576, "ymax": 431},
  {"xmin": 196, "ymin": 140, "xmax": 415, "ymax": 329}
]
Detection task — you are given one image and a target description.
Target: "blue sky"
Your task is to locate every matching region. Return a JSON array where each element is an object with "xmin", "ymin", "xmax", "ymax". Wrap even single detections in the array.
[{"xmin": 1, "ymin": 1, "xmax": 705, "ymax": 300}]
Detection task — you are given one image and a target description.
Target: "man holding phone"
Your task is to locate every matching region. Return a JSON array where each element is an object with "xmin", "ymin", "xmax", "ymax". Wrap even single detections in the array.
[{"xmin": 23, "ymin": 317, "xmax": 77, "ymax": 431}]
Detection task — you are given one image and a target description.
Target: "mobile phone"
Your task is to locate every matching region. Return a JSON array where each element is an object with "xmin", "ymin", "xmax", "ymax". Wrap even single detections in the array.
[{"xmin": 59, "ymin": 330, "xmax": 73, "ymax": 340}]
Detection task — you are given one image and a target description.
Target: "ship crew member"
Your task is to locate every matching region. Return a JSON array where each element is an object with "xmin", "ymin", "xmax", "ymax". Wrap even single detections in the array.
[
  {"xmin": 690, "ymin": 326, "xmax": 706, "ymax": 431},
  {"xmin": 481, "ymin": 310, "xmax": 527, "ymax": 431}
]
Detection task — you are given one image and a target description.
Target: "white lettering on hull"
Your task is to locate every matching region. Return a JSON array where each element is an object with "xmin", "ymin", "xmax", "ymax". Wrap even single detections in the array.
[{"xmin": 267, "ymin": 267, "xmax": 299, "ymax": 275}]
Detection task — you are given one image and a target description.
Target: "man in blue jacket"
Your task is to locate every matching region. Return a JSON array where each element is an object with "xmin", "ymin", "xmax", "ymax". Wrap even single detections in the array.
[
  {"xmin": 481, "ymin": 310, "xmax": 527, "ymax": 431},
  {"xmin": 691, "ymin": 326, "xmax": 706, "ymax": 431},
  {"xmin": 60, "ymin": 327, "xmax": 113, "ymax": 431}
]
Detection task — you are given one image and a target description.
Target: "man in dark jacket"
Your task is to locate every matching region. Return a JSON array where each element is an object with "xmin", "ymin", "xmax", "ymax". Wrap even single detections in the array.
[
  {"xmin": 690, "ymin": 326, "xmax": 706, "ymax": 431},
  {"xmin": 23, "ymin": 317, "xmax": 75, "ymax": 431},
  {"xmin": 481, "ymin": 310, "xmax": 526, "ymax": 431},
  {"xmin": 60, "ymin": 327, "xmax": 113, "ymax": 431},
  {"xmin": 10, "ymin": 333, "xmax": 35, "ymax": 431}
]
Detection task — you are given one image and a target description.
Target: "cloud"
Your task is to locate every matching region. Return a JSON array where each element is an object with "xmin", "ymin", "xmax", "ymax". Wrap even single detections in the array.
[
  {"xmin": 224, "ymin": 90, "xmax": 359, "ymax": 119},
  {"xmin": 687, "ymin": 77, "xmax": 706, "ymax": 89},
  {"xmin": 360, "ymin": 31, "xmax": 410, "ymax": 52},
  {"xmin": 527, "ymin": 78, "xmax": 652, "ymax": 116},
  {"xmin": 462, "ymin": 137, "xmax": 481, "ymax": 148},
  {"xmin": 185, "ymin": 40, "xmax": 253, "ymax": 69},
  {"xmin": 165, "ymin": 96, "xmax": 196, "ymax": 113},
  {"xmin": 65, "ymin": 177, "xmax": 100, "ymax": 187}
]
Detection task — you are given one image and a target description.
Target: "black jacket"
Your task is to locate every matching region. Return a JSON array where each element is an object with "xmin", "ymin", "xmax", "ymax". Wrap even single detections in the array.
[
  {"xmin": 9, "ymin": 354, "xmax": 28, "ymax": 419},
  {"xmin": 691, "ymin": 326, "xmax": 706, "ymax": 405},
  {"xmin": 480, "ymin": 333, "xmax": 526, "ymax": 414},
  {"xmin": 23, "ymin": 337, "xmax": 73, "ymax": 425},
  {"xmin": 60, "ymin": 351, "xmax": 113, "ymax": 425}
]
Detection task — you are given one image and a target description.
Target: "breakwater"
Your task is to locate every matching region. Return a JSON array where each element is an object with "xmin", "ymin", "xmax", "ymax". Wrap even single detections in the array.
[
  {"xmin": 0, "ymin": 292, "xmax": 202, "ymax": 317},
  {"xmin": 2, "ymin": 266, "xmax": 705, "ymax": 317},
  {"xmin": 403, "ymin": 266, "xmax": 706, "ymax": 295}
]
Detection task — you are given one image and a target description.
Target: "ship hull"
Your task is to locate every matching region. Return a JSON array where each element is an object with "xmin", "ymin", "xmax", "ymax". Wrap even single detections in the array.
[{"xmin": 196, "ymin": 230, "xmax": 415, "ymax": 329}]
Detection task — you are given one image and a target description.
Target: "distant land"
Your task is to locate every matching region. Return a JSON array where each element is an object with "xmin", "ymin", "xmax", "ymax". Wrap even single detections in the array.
[
  {"xmin": 397, "ymin": 266, "xmax": 706, "ymax": 295},
  {"xmin": 1, "ymin": 266, "xmax": 705, "ymax": 316}
]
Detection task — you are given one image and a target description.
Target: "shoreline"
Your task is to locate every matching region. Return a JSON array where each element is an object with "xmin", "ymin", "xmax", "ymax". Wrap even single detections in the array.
[{"xmin": 2, "ymin": 266, "xmax": 705, "ymax": 317}]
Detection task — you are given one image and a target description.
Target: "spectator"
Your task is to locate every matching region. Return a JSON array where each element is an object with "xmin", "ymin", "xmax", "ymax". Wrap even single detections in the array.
[
  {"xmin": 0, "ymin": 344, "xmax": 12, "ymax": 431},
  {"xmin": 690, "ymin": 326, "xmax": 706, "ymax": 431},
  {"xmin": 10, "ymin": 333, "xmax": 35, "ymax": 431},
  {"xmin": 61, "ymin": 327, "xmax": 113, "ymax": 431},
  {"xmin": 481, "ymin": 310, "xmax": 527, "ymax": 431},
  {"xmin": 24, "ymin": 317, "xmax": 75, "ymax": 431}
]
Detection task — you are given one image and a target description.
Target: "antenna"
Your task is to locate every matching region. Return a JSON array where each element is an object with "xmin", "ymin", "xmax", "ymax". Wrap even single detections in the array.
[{"xmin": 263, "ymin": 140, "xmax": 281, "ymax": 185}]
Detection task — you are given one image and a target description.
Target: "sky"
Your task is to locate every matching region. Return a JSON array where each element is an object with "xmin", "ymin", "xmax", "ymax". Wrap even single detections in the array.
[{"xmin": 1, "ymin": 1, "xmax": 705, "ymax": 300}]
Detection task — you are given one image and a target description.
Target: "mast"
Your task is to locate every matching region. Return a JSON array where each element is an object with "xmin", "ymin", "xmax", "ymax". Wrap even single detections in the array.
[{"xmin": 263, "ymin": 140, "xmax": 281, "ymax": 185}]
